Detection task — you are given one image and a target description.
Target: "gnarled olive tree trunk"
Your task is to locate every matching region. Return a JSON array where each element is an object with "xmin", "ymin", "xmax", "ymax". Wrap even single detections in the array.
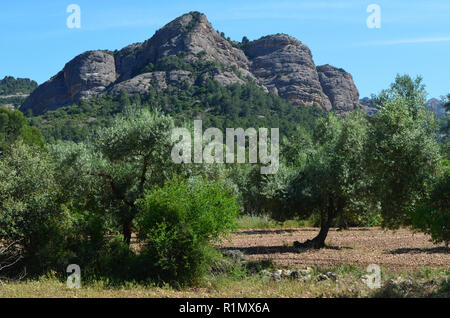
[{"xmin": 294, "ymin": 196, "xmax": 340, "ymax": 249}]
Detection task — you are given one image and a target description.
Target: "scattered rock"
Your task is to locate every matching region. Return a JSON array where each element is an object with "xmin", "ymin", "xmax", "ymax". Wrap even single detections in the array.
[
  {"xmin": 222, "ymin": 249, "xmax": 246, "ymax": 261},
  {"xmin": 259, "ymin": 270, "xmax": 272, "ymax": 281},
  {"xmin": 290, "ymin": 270, "xmax": 300, "ymax": 279},
  {"xmin": 317, "ymin": 273, "xmax": 329, "ymax": 281},
  {"xmin": 299, "ymin": 267, "xmax": 313, "ymax": 277},
  {"xmin": 272, "ymin": 270, "xmax": 283, "ymax": 281},
  {"xmin": 299, "ymin": 274, "xmax": 312, "ymax": 283},
  {"xmin": 282, "ymin": 270, "xmax": 292, "ymax": 278},
  {"xmin": 260, "ymin": 269, "xmax": 271, "ymax": 276},
  {"xmin": 326, "ymin": 272, "xmax": 338, "ymax": 281}
]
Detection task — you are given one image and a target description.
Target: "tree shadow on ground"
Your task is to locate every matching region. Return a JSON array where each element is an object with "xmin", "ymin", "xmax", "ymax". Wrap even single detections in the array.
[
  {"xmin": 220, "ymin": 244, "xmax": 351, "ymax": 255},
  {"xmin": 237, "ymin": 229, "xmax": 299, "ymax": 235},
  {"xmin": 339, "ymin": 227, "xmax": 372, "ymax": 231},
  {"xmin": 388, "ymin": 247, "xmax": 449, "ymax": 255},
  {"xmin": 220, "ymin": 245, "xmax": 299, "ymax": 255}
]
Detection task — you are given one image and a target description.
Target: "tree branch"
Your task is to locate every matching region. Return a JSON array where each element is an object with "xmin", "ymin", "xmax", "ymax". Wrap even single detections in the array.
[{"xmin": 0, "ymin": 239, "xmax": 24, "ymax": 290}]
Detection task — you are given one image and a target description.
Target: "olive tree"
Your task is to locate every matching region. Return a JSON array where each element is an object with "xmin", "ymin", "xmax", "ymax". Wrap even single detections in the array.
[
  {"xmin": 50, "ymin": 108, "xmax": 177, "ymax": 244},
  {"xmin": 0, "ymin": 107, "xmax": 44, "ymax": 155},
  {"xmin": 0, "ymin": 142, "xmax": 64, "ymax": 267},
  {"xmin": 409, "ymin": 166, "xmax": 449, "ymax": 247},
  {"xmin": 368, "ymin": 75, "xmax": 441, "ymax": 228},
  {"xmin": 298, "ymin": 111, "xmax": 371, "ymax": 248},
  {"xmin": 264, "ymin": 111, "xmax": 372, "ymax": 248}
]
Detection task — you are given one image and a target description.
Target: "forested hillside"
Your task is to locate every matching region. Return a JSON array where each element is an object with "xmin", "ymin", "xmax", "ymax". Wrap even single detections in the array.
[
  {"xmin": 29, "ymin": 81, "xmax": 324, "ymax": 143},
  {"xmin": 0, "ymin": 76, "xmax": 38, "ymax": 109}
]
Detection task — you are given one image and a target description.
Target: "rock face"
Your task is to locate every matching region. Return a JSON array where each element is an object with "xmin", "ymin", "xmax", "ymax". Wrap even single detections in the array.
[
  {"xmin": 245, "ymin": 34, "xmax": 332, "ymax": 111},
  {"xmin": 22, "ymin": 12, "xmax": 360, "ymax": 116},
  {"xmin": 109, "ymin": 70, "xmax": 194, "ymax": 96},
  {"xmin": 427, "ymin": 98, "xmax": 447, "ymax": 119},
  {"xmin": 360, "ymin": 97, "xmax": 378, "ymax": 116},
  {"xmin": 64, "ymin": 51, "xmax": 116, "ymax": 100},
  {"xmin": 22, "ymin": 51, "xmax": 116, "ymax": 113},
  {"xmin": 316, "ymin": 64, "xmax": 360, "ymax": 116},
  {"xmin": 113, "ymin": 12, "xmax": 253, "ymax": 84}
]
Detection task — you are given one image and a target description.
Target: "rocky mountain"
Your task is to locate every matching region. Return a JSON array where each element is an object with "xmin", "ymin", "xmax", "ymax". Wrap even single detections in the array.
[
  {"xmin": 358, "ymin": 97, "xmax": 449, "ymax": 119},
  {"xmin": 21, "ymin": 12, "xmax": 360, "ymax": 116},
  {"xmin": 244, "ymin": 34, "xmax": 332, "ymax": 110},
  {"xmin": 427, "ymin": 98, "xmax": 447, "ymax": 119},
  {"xmin": 359, "ymin": 97, "xmax": 378, "ymax": 115},
  {"xmin": 316, "ymin": 64, "xmax": 359, "ymax": 116}
]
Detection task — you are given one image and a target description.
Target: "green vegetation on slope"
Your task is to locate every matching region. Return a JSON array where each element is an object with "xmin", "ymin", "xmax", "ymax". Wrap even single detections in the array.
[
  {"xmin": 0, "ymin": 76, "xmax": 37, "ymax": 95},
  {"xmin": 0, "ymin": 76, "xmax": 38, "ymax": 108},
  {"xmin": 29, "ymin": 81, "xmax": 324, "ymax": 143},
  {"xmin": 0, "ymin": 107, "xmax": 44, "ymax": 154}
]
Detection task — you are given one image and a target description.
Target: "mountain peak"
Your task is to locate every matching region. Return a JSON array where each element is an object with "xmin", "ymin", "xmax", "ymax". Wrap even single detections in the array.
[
  {"xmin": 244, "ymin": 33, "xmax": 305, "ymax": 59},
  {"xmin": 154, "ymin": 11, "xmax": 209, "ymax": 38},
  {"xmin": 21, "ymin": 12, "xmax": 360, "ymax": 116}
]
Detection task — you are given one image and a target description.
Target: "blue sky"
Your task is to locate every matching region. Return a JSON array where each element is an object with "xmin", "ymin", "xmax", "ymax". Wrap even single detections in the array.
[{"xmin": 1, "ymin": 0, "xmax": 449, "ymax": 98}]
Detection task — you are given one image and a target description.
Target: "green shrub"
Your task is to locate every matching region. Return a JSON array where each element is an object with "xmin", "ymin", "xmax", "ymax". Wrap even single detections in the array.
[
  {"xmin": 92, "ymin": 237, "xmax": 138, "ymax": 284},
  {"xmin": 410, "ymin": 170, "xmax": 450, "ymax": 246},
  {"xmin": 0, "ymin": 107, "xmax": 45, "ymax": 154},
  {"xmin": 136, "ymin": 177, "xmax": 239, "ymax": 285},
  {"xmin": 0, "ymin": 142, "xmax": 66, "ymax": 274}
]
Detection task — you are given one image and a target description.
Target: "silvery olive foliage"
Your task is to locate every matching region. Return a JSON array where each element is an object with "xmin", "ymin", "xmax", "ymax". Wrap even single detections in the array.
[
  {"xmin": 49, "ymin": 108, "xmax": 178, "ymax": 244},
  {"xmin": 368, "ymin": 75, "xmax": 441, "ymax": 228},
  {"xmin": 0, "ymin": 141, "xmax": 63, "ymax": 264}
]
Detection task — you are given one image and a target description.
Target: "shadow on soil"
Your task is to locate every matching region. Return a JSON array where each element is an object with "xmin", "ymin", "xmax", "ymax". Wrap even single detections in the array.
[
  {"xmin": 220, "ymin": 244, "xmax": 352, "ymax": 255},
  {"xmin": 221, "ymin": 245, "xmax": 299, "ymax": 255},
  {"xmin": 388, "ymin": 247, "xmax": 449, "ymax": 255},
  {"xmin": 237, "ymin": 229, "xmax": 299, "ymax": 235},
  {"xmin": 236, "ymin": 228, "xmax": 372, "ymax": 236}
]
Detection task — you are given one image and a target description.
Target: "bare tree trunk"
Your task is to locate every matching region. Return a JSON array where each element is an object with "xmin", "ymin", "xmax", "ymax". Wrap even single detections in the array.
[
  {"xmin": 0, "ymin": 240, "xmax": 24, "ymax": 288},
  {"xmin": 310, "ymin": 219, "xmax": 331, "ymax": 248},
  {"xmin": 294, "ymin": 196, "xmax": 336, "ymax": 249},
  {"xmin": 337, "ymin": 215, "xmax": 349, "ymax": 231},
  {"xmin": 122, "ymin": 219, "xmax": 132, "ymax": 245}
]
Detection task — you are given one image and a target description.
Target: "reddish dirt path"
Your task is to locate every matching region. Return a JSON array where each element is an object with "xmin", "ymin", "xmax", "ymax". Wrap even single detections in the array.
[{"xmin": 219, "ymin": 227, "xmax": 450, "ymax": 271}]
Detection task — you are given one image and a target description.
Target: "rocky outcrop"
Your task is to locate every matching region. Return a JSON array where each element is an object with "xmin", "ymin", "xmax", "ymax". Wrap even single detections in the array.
[
  {"xmin": 316, "ymin": 64, "xmax": 360, "ymax": 116},
  {"xmin": 21, "ymin": 71, "xmax": 72, "ymax": 114},
  {"xmin": 22, "ymin": 50, "xmax": 116, "ymax": 114},
  {"xmin": 360, "ymin": 97, "xmax": 378, "ymax": 116},
  {"xmin": 113, "ymin": 12, "xmax": 254, "ymax": 83},
  {"xmin": 64, "ymin": 51, "xmax": 116, "ymax": 99},
  {"xmin": 245, "ymin": 34, "xmax": 332, "ymax": 111},
  {"xmin": 108, "ymin": 70, "xmax": 194, "ymax": 96},
  {"xmin": 149, "ymin": 13, "xmax": 252, "ymax": 76},
  {"xmin": 427, "ymin": 98, "xmax": 447, "ymax": 119},
  {"xmin": 22, "ymin": 12, "xmax": 360, "ymax": 116}
]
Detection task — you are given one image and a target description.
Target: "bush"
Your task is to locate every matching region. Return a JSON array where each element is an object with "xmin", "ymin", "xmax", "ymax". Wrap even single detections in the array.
[
  {"xmin": 410, "ymin": 169, "xmax": 450, "ymax": 246},
  {"xmin": 136, "ymin": 177, "xmax": 239, "ymax": 286},
  {"xmin": 0, "ymin": 107, "xmax": 45, "ymax": 154},
  {"xmin": 0, "ymin": 142, "xmax": 68, "ymax": 274}
]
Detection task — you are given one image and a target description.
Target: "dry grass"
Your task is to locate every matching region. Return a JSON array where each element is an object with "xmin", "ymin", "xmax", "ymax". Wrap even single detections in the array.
[
  {"xmin": 0, "ymin": 227, "xmax": 448, "ymax": 298},
  {"xmin": 1, "ymin": 267, "xmax": 448, "ymax": 298}
]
